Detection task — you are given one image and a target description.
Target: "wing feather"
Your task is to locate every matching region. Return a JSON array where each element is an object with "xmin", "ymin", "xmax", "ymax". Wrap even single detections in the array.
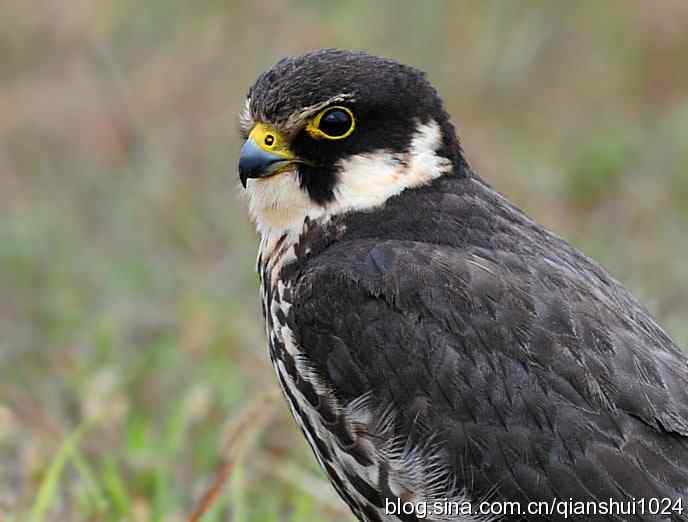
[{"xmin": 287, "ymin": 236, "xmax": 688, "ymax": 505}]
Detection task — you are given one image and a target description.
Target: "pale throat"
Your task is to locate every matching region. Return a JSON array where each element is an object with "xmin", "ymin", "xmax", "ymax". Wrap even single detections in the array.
[{"xmin": 245, "ymin": 119, "xmax": 452, "ymax": 241}]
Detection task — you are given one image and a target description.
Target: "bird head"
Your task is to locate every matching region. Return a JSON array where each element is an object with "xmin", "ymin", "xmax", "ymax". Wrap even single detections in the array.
[{"xmin": 239, "ymin": 49, "xmax": 466, "ymax": 233}]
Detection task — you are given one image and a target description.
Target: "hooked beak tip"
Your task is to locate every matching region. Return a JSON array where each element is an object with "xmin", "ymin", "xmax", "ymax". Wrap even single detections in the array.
[{"xmin": 238, "ymin": 138, "xmax": 291, "ymax": 189}]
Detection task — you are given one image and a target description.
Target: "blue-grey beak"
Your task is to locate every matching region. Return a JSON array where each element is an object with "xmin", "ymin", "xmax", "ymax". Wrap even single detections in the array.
[{"xmin": 238, "ymin": 138, "xmax": 293, "ymax": 188}]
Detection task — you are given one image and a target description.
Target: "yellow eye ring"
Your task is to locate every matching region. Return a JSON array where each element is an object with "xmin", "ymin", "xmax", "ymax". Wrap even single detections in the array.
[{"xmin": 306, "ymin": 106, "xmax": 355, "ymax": 140}]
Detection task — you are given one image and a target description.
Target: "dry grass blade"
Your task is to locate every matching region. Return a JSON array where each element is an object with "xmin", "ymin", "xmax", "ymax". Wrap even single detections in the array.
[
  {"xmin": 30, "ymin": 423, "xmax": 89, "ymax": 522},
  {"xmin": 185, "ymin": 390, "xmax": 280, "ymax": 522}
]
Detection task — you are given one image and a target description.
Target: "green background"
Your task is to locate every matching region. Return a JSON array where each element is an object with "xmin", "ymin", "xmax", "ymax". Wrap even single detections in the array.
[{"xmin": 1, "ymin": 1, "xmax": 687, "ymax": 520}]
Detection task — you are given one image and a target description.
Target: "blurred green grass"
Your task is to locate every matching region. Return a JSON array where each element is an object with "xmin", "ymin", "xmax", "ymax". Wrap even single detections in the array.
[{"xmin": 1, "ymin": 1, "xmax": 687, "ymax": 520}]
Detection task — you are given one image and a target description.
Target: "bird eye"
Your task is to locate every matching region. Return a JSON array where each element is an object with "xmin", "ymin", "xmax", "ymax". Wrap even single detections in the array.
[
  {"xmin": 318, "ymin": 109, "xmax": 353, "ymax": 138},
  {"xmin": 307, "ymin": 106, "xmax": 355, "ymax": 140}
]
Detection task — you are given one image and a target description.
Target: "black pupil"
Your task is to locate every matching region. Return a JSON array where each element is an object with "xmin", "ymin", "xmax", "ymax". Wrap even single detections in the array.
[
  {"xmin": 265, "ymin": 135, "xmax": 274, "ymax": 146},
  {"xmin": 319, "ymin": 109, "xmax": 352, "ymax": 137}
]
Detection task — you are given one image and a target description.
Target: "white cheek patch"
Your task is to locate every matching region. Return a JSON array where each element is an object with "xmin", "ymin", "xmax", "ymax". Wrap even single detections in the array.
[
  {"xmin": 244, "ymin": 119, "xmax": 451, "ymax": 237},
  {"xmin": 331, "ymin": 119, "xmax": 452, "ymax": 215},
  {"xmin": 408, "ymin": 119, "xmax": 454, "ymax": 181}
]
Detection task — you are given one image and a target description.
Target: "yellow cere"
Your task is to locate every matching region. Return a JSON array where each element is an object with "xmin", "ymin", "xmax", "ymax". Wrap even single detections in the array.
[
  {"xmin": 249, "ymin": 123, "xmax": 297, "ymax": 159},
  {"xmin": 306, "ymin": 106, "xmax": 356, "ymax": 140}
]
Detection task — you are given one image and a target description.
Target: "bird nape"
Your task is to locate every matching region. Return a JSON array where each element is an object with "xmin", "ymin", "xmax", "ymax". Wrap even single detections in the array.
[{"xmin": 237, "ymin": 49, "xmax": 688, "ymax": 522}]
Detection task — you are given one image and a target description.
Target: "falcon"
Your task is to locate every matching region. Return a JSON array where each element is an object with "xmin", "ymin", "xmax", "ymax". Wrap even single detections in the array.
[{"xmin": 237, "ymin": 49, "xmax": 688, "ymax": 521}]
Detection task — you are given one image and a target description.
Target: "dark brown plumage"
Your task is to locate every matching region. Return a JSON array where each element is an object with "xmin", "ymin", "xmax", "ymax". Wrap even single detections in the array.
[{"xmin": 240, "ymin": 49, "xmax": 688, "ymax": 521}]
